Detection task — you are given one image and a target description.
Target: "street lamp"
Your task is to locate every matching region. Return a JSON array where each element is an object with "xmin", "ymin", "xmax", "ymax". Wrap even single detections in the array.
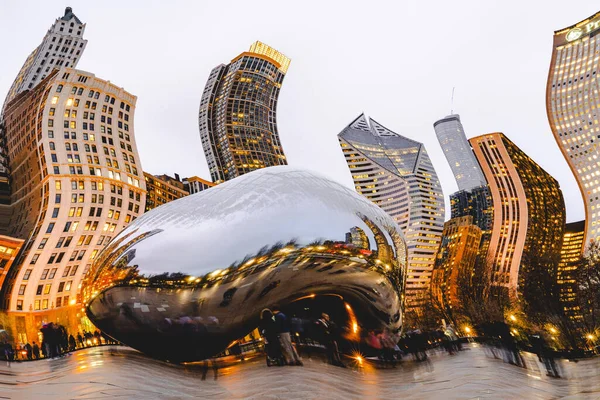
[
  {"xmin": 549, "ymin": 327, "xmax": 557, "ymax": 334},
  {"xmin": 509, "ymin": 315, "xmax": 517, "ymax": 322}
]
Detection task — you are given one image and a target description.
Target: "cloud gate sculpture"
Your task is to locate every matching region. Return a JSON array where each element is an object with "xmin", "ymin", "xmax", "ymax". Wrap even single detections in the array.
[{"xmin": 82, "ymin": 167, "xmax": 407, "ymax": 362}]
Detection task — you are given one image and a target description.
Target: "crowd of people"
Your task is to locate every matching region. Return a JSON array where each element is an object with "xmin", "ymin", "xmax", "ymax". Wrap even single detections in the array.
[{"xmin": 1, "ymin": 322, "xmax": 115, "ymax": 366}]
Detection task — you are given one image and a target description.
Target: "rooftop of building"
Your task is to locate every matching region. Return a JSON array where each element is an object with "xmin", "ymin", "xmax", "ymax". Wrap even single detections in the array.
[
  {"xmin": 565, "ymin": 220, "xmax": 585, "ymax": 233},
  {"xmin": 183, "ymin": 176, "xmax": 215, "ymax": 186},
  {"xmin": 433, "ymin": 114, "xmax": 461, "ymax": 128},
  {"xmin": 60, "ymin": 7, "xmax": 83, "ymax": 25},
  {"xmin": 554, "ymin": 10, "xmax": 600, "ymax": 34}
]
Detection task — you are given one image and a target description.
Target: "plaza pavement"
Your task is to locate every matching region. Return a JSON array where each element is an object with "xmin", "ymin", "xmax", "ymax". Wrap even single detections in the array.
[{"xmin": 1, "ymin": 343, "xmax": 599, "ymax": 399}]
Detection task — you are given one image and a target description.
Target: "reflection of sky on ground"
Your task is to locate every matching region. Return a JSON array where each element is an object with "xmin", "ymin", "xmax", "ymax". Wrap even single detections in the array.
[{"xmin": 114, "ymin": 167, "xmax": 403, "ymax": 277}]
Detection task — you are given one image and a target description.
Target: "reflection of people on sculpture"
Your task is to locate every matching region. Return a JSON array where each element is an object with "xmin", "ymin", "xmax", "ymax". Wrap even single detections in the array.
[
  {"xmin": 274, "ymin": 308, "xmax": 303, "ymax": 366},
  {"xmin": 259, "ymin": 308, "xmax": 285, "ymax": 366},
  {"xmin": 315, "ymin": 313, "xmax": 346, "ymax": 368}
]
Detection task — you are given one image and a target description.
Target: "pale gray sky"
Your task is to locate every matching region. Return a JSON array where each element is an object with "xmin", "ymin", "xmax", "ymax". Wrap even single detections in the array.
[{"xmin": 1, "ymin": 1, "xmax": 598, "ymax": 222}]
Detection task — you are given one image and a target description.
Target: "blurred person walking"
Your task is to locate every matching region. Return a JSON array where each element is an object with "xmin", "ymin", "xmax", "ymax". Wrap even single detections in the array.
[{"xmin": 275, "ymin": 310, "xmax": 303, "ymax": 366}]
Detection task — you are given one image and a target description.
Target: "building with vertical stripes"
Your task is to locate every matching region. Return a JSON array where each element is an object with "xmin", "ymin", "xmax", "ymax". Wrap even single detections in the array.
[
  {"xmin": 338, "ymin": 114, "xmax": 445, "ymax": 307},
  {"xmin": 469, "ymin": 133, "xmax": 565, "ymax": 296}
]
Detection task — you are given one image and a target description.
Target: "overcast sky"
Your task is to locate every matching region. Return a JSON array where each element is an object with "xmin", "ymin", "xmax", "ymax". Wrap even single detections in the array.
[{"xmin": 1, "ymin": 1, "xmax": 598, "ymax": 222}]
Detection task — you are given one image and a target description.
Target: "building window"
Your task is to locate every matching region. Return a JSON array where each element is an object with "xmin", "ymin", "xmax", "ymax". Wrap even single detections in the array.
[
  {"xmin": 23, "ymin": 269, "xmax": 32, "ymax": 280},
  {"xmin": 36, "ymin": 285, "xmax": 43, "ymax": 295},
  {"xmin": 18, "ymin": 285, "xmax": 26, "ymax": 295},
  {"xmin": 46, "ymin": 223, "xmax": 55, "ymax": 234}
]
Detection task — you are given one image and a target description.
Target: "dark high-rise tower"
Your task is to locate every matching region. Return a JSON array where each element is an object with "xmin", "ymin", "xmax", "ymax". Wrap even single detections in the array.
[{"xmin": 198, "ymin": 42, "xmax": 290, "ymax": 183}]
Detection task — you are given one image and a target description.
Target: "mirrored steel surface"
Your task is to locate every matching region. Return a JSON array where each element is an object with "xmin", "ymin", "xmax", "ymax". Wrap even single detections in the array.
[{"xmin": 83, "ymin": 167, "xmax": 407, "ymax": 362}]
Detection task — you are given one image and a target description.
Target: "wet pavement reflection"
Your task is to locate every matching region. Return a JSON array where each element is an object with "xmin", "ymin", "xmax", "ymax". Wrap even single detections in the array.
[{"xmin": 2, "ymin": 344, "xmax": 600, "ymax": 399}]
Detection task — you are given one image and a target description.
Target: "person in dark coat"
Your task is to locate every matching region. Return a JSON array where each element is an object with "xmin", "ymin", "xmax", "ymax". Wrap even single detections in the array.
[
  {"xmin": 260, "ymin": 308, "xmax": 285, "ymax": 365},
  {"xmin": 68, "ymin": 335, "xmax": 77, "ymax": 352},
  {"xmin": 32, "ymin": 342, "xmax": 40, "ymax": 359},
  {"xmin": 315, "ymin": 313, "xmax": 345, "ymax": 367},
  {"xmin": 24, "ymin": 343, "xmax": 33, "ymax": 360}
]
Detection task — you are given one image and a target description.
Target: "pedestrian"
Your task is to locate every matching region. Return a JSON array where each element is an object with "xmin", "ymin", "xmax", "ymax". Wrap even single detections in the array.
[
  {"xmin": 531, "ymin": 334, "xmax": 560, "ymax": 378},
  {"xmin": 32, "ymin": 342, "xmax": 40, "ymax": 359},
  {"xmin": 315, "ymin": 313, "xmax": 345, "ymax": 368},
  {"xmin": 69, "ymin": 334, "xmax": 77, "ymax": 352},
  {"xmin": 275, "ymin": 309, "xmax": 303, "ymax": 366},
  {"xmin": 260, "ymin": 308, "xmax": 285, "ymax": 366},
  {"xmin": 77, "ymin": 332, "xmax": 84, "ymax": 348},
  {"xmin": 3, "ymin": 341, "xmax": 14, "ymax": 367},
  {"xmin": 379, "ymin": 329, "xmax": 398, "ymax": 368},
  {"xmin": 24, "ymin": 342, "xmax": 33, "ymax": 360}
]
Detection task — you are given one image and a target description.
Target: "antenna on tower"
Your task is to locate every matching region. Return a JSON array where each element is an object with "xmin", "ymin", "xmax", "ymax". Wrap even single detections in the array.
[{"xmin": 450, "ymin": 87, "xmax": 455, "ymax": 114}]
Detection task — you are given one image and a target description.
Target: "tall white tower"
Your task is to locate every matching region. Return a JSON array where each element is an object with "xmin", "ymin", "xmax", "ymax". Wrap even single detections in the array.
[
  {"xmin": 3, "ymin": 7, "xmax": 88, "ymax": 110},
  {"xmin": 433, "ymin": 114, "xmax": 486, "ymax": 192}
]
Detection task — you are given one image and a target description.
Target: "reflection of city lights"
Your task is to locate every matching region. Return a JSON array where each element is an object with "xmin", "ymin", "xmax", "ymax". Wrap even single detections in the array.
[
  {"xmin": 209, "ymin": 270, "xmax": 222, "ymax": 277},
  {"xmin": 345, "ymin": 304, "xmax": 351, "ymax": 310},
  {"xmin": 353, "ymin": 323, "xmax": 358, "ymax": 333},
  {"xmin": 187, "ymin": 276, "xmax": 196, "ymax": 281}
]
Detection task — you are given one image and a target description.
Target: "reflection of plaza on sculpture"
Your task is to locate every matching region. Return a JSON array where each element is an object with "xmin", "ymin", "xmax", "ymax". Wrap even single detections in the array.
[{"xmin": 82, "ymin": 167, "xmax": 407, "ymax": 362}]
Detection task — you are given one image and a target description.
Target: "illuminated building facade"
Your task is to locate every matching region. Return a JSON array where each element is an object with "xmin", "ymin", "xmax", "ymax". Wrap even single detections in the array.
[
  {"xmin": 434, "ymin": 114, "xmax": 486, "ymax": 191},
  {"xmin": 2, "ymin": 7, "xmax": 87, "ymax": 111},
  {"xmin": 557, "ymin": 220, "xmax": 585, "ymax": 321},
  {"xmin": 198, "ymin": 41, "xmax": 290, "ymax": 183},
  {"xmin": 182, "ymin": 176, "xmax": 215, "ymax": 194},
  {"xmin": 144, "ymin": 173, "xmax": 189, "ymax": 211},
  {"xmin": 338, "ymin": 114, "xmax": 445, "ymax": 306},
  {"xmin": 469, "ymin": 133, "xmax": 566, "ymax": 295},
  {"xmin": 431, "ymin": 216, "xmax": 482, "ymax": 311},
  {"xmin": 0, "ymin": 68, "xmax": 146, "ymax": 342},
  {"xmin": 547, "ymin": 11, "xmax": 600, "ymax": 246},
  {"xmin": 0, "ymin": 236, "xmax": 24, "ymax": 293},
  {"xmin": 450, "ymin": 186, "xmax": 493, "ymax": 232}
]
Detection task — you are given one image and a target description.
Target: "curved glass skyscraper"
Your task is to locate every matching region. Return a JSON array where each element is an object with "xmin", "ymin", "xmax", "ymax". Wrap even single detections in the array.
[
  {"xmin": 547, "ymin": 11, "xmax": 600, "ymax": 246},
  {"xmin": 199, "ymin": 42, "xmax": 290, "ymax": 183},
  {"xmin": 338, "ymin": 114, "xmax": 445, "ymax": 307},
  {"xmin": 434, "ymin": 114, "xmax": 486, "ymax": 192}
]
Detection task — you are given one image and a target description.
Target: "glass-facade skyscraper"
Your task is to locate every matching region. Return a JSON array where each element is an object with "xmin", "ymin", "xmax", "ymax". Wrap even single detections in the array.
[
  {"xmin": 434, "ymin": 114, "xmax": 486, "ymax": 192},
  {"xmin": 198, "ymin": 42, "xmax": 290, "ymax": 183},
  {"xmin": 338, "ymin": 114, "xmax": 445, "ymax": 307},
  {"xmin": 547, "ymin": 12, "xmax": 600, "ymax": 247}
]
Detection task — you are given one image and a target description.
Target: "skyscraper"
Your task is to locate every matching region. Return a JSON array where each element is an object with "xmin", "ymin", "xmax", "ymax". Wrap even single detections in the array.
[
  {"xmin": 557, "ymin": 220, "xmax": 585, "ymax": 321},
  {"xmin": 198, "ymin": 41, "xmax": 290, "ymax": 183},
  {"xmin": 2, "ymin": 7, "xmax": 87, "ymax": 110},
  {"xmin": 0, "ymin": 68, "xmax": 146, "ymax": 342},
  {"xmin": 338, "ymin": 114, "xmax": 445, "ymax": 306},
  {"xmin": 431, "ymin": 216, "xmax": 482, "ymax": 312},
  {"xmin": 547, "ymin": 12, "xmax": 600, "ymax": 246},
  {"xmin": 434, "ymin": 114, "xmax": 486, "ymax": 191},
  {"xmin": 469, "ymin": 133, "xmax": 565, "ymax": 295}
]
